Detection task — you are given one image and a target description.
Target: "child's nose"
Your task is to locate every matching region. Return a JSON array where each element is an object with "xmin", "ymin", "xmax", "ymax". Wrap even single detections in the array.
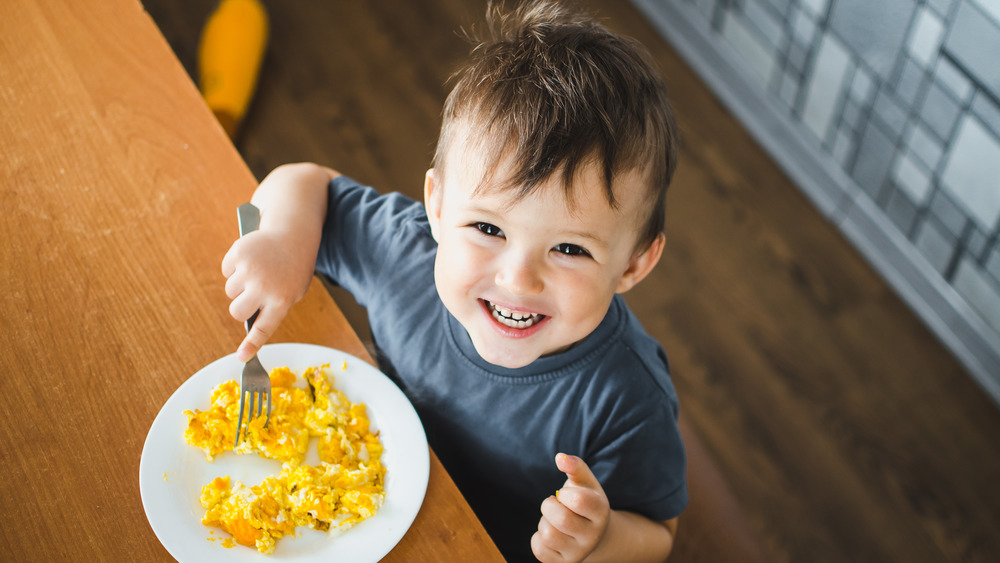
[{"xmin": 495, "ymin": 253, "xmax": 544, "ymax": 295}]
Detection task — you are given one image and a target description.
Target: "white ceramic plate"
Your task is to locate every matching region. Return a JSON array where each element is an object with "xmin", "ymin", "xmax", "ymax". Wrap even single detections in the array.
[{"xmin": 139, "ymin": 343, "xmax": 429, "ymax": 562}]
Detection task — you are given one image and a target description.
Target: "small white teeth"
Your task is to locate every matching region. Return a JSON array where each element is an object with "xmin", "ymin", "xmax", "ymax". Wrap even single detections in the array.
[{"xmin": 488, "ymin": 301, "xmax": 541, "ymax": 329}]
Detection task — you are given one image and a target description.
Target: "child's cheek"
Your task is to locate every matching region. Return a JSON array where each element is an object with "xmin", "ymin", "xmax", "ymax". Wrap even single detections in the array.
[
  {"xmin": 435, "ymin": 234, "xmax": 489, "ymax": 298},
  {"xmin": 452, "ymin": 235, "xmax": 495, "ymax": 277}
]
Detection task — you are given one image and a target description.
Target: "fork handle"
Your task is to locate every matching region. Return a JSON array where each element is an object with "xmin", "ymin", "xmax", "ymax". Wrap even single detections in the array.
[
  {"xmin": 245, "ymin": 309, "xmax": 260, "ymax": 335},
  {"xmin": 237, "ymin": 202, "xmax": 262, "ymax": 337},
  {"xmin": 237, "ymin": 201, "xmax": 260, "ymax": 235}
]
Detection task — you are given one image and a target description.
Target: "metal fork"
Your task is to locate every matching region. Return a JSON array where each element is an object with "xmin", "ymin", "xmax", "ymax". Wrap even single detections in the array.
[{"xmin": 234, "ymin": 202, "xmax": 271, "ymax": 448}]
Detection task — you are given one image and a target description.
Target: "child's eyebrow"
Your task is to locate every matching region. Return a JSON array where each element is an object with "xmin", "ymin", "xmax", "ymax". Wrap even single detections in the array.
[
  {"xmin": 559, "ymin": 229, "xmax": 607, "ymax": 248},
  {"xmin": 464, "ymin": 203, "xmax": 503, "ymax": 219}
]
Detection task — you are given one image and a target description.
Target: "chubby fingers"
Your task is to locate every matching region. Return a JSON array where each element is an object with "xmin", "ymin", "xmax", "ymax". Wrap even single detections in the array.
[
  {"xmin": 531, "ymin": 508, "xmax": 573, "ymax": 562},
  {"xmin": 228, "ymin": 283, "xmax": 291, "ymax": 362},
  {"xmin": 555, "ymin": 454, "xmax": 608, "ymax": 521},
  {"xmin": 222, "ymin": 239, "xmax": 251, "ymax": 305},
  {"xmin": 556, "ymin": 453, "xmax": 600, "ymax": 490},
  {"xmin": 540, "ymin": 491, "xmax": 593, "ymax": 539},
  {"xmin": 532, "ymin": 494, "xmax": 583, "ymax": 562},
  {"xmin": 221, "ymin": 242, "xmax": 239, "ymax": 279},
  {"xmin": 220, "ymin": 239, "xmax": 286, "ymax": 362},
  {"xmin": 236, "ymin": 306, "xmax": 282, "ymax": 362},
  {"xmin": 531, "ymin": 454, "xmax": 610, "ymax": 562}
]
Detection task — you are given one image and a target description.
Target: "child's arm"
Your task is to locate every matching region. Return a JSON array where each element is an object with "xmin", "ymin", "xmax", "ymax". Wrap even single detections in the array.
[
  {"xmin": 531, "ymin": 454, "xmax": 678, "ymax": 563},
  {"xmin": 221, "ymin": 162, "xmax": 338, "ymax": 361}
]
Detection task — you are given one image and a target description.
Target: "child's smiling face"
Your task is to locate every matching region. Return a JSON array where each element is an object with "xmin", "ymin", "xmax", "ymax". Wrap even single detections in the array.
[{"xmin": 424, "ymin": 138, "xmax": 664, "ymax": 369}]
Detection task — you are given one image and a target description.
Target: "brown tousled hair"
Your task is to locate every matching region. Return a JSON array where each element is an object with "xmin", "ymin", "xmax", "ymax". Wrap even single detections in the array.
[{"xmin": 432, "ymin": 0, "xmax": 678, "ymax": 250}]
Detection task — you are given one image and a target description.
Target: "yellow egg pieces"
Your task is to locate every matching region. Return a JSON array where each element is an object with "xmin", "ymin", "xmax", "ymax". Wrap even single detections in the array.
[{"xmin": 184, "ymin": 363, "xmax": 386, "ymax": 554}]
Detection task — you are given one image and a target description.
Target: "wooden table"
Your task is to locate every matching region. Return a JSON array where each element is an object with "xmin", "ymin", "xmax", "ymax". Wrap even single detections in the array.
[{"xmin": 0, "ymin": 1, "xmax": 502, "ymax": 560}]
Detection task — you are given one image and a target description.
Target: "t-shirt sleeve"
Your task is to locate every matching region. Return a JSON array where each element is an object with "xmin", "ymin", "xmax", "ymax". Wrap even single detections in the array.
[
  {"xmin": 314, "ymin": 175, "xmax": 428, "ymax": 309},
  {"xmin": 585, "ymin": 344, "xmax": 688, "ymax": 522},
  {"xmin": 589, "ymin": 401, "xmax": 688, "ymax": 522}
]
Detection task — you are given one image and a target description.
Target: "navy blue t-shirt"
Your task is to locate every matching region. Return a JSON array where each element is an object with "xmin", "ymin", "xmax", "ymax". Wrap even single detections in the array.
[{"xmin": 316, "ymin": 175, "xmax": 687, "ymax": 561}]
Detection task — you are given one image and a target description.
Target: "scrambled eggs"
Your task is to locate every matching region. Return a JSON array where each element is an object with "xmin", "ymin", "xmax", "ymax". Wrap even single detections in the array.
[{"xmin": 184, "ymin": 363, "xmax": 385, "ymax": 554}]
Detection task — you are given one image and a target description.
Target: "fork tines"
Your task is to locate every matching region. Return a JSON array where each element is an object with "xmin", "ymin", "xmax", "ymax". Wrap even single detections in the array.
[{"xmin": 234, "ymin": 390, "xmax": 271, "ymax": 448}]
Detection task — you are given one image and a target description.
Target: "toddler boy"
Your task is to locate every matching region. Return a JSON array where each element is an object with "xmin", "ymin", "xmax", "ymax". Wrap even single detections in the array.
[{"xmin": 222, "ymin": 1, "xmax": 687, "ymax": 560}]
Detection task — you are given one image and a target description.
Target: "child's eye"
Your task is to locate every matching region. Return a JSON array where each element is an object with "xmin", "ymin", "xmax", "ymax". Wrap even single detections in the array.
[
  {"xmin": 475, "ymin": 222, "xmax": 505, "ymax": 238},
  {"xmin": 552, "ymin": 243, "xmax": 590, "ymax": 257}
]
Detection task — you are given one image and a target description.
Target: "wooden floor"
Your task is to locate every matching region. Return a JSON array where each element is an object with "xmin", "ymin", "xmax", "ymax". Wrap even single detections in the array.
[{"xmin": 144, "ymin": 1, "xmax": 1000, "ymax": 561}]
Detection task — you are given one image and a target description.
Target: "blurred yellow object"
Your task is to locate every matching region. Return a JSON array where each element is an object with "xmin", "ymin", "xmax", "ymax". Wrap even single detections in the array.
[{"xmin": 198, "ymin": 0, "xmax": 268, "ymax": 138}]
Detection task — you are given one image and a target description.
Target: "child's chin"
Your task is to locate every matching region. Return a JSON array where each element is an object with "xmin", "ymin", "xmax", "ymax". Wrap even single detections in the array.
[
  {"xmin": 472, "ymin": 342, "xmax": 538, "ymax": 370},
  {"xmin": 482, "ymin": 354, "xmax": 537, "ymax": 370}
]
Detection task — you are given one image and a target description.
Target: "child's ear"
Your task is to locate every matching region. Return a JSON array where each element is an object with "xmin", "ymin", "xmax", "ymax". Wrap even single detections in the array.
[
  {"xmin": 424, "ymin": 168, "xmax": 442, "ymax": 242},
  {"xmin": 615, "ymin": 232, "xmax": 665, "ymax": 294}
]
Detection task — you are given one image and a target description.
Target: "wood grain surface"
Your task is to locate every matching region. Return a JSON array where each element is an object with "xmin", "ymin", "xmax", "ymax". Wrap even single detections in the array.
[
  {"xmin": 0, "ymin": 1, "xmax": 501, "ymax": 560},
  {"xmin": 141, "ymin": 1, "xmax": 1000, "ymax": 562}
]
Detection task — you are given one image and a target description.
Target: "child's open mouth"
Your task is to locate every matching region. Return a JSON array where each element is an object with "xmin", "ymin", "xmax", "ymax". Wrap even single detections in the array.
[{"xmin": 483, "ymin": 300, "xmax": 546, "ymax": 329}]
